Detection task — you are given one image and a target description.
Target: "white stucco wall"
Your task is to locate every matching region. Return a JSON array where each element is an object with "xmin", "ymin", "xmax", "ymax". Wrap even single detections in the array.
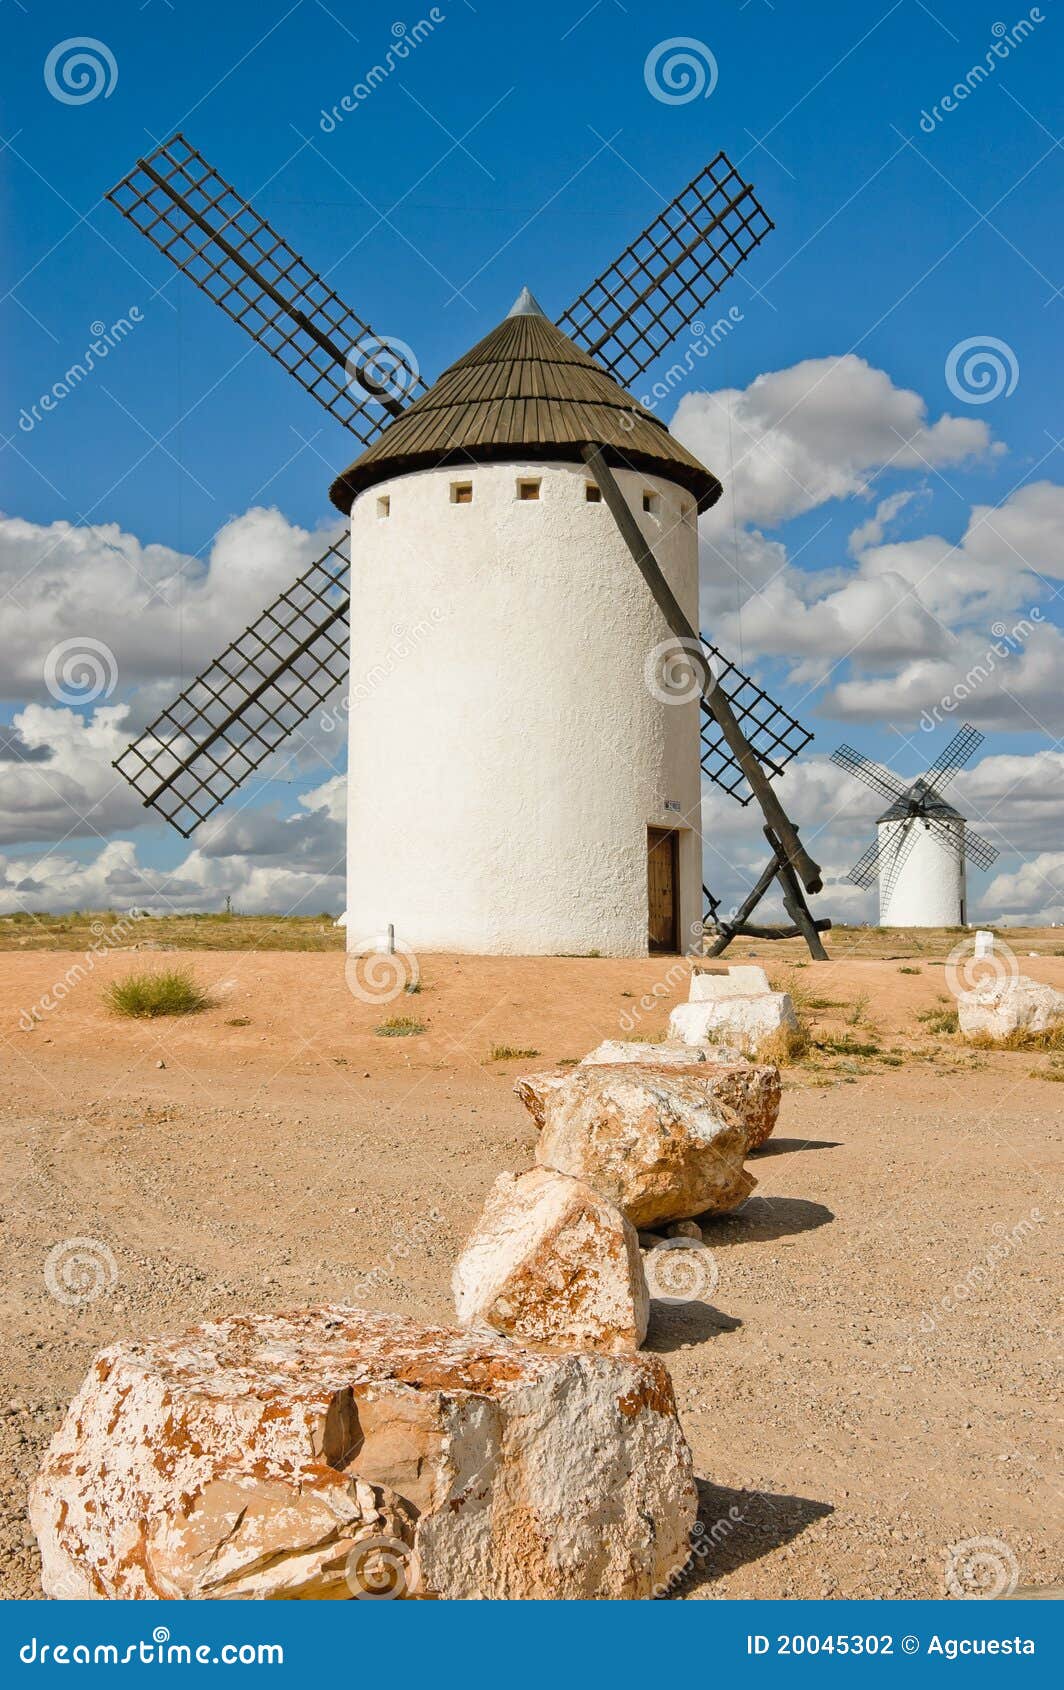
[
  {"xmin": 877, "ymin": 817, "xmax": 966, "ymax": 927},
  {"xmin": 344, "ymin": 459, "xmax": 703, "ymax": 955}
]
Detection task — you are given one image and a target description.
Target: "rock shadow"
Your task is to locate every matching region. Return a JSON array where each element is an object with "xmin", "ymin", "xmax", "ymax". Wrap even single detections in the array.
[
  {"xmin": 669, "ymin": 1479, "xmax": 834, "ymax": 1595},
  {"xmin": 750, "ymin": 1136, "xmax": 842, "ymax": 1158},
  {"xmin": 645, "ymin": 1300, "xmax": 742, "ymax": 1352},
  {"xmin": 701, "ymin": 1194, "xmax": 834, "ymax": 1244}
]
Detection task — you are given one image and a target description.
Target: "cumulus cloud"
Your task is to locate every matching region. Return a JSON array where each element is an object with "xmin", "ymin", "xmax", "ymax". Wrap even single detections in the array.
[
  {"xmin": 674, "ymin": 353, "xmax": 998, "ymax": 530},
  {"xmin": 0, "ymin": 506, "xmax": 339, "ymax": 704}
]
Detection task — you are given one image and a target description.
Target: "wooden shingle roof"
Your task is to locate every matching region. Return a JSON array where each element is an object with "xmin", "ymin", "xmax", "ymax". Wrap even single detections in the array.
[{"xmin": 329, "ymin": 296, "xmax": 722, "ymax": 514}]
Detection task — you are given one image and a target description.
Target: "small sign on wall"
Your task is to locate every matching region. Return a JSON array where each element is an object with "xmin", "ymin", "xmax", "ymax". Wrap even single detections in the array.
[{"xmin": 663, "ymin": 799, "xmax": 681, "ymax": 813}]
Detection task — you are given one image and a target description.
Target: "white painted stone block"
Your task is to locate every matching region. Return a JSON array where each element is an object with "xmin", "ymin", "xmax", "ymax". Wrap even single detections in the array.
[
  {"xmin": 689, "ymin": 965, "xmax": 772, "ymax": 1002},
  {"xmin": 974, "ymin": 930, "xmax": 995, "ymax": 958},
  {"xmin": 669, "ymin": 993, "xmax": 796, "ymax": 1054}
]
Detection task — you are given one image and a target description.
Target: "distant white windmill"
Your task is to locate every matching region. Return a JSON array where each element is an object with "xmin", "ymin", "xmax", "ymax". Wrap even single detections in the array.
[{"xmin": 832, "ymin": 725, "xmax": 999, "ymax": 927}]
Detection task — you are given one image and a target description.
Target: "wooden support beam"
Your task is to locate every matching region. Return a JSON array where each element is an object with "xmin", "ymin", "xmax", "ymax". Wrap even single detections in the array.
[{"xmin": 581, "ymin": 444, "xmax": 822, "ymax": 895}]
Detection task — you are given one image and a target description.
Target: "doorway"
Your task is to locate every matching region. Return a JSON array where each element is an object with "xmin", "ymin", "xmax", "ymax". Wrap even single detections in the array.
[{"xmin": 647, "ymin": 827, "xmax": 680, "ymax": 953}]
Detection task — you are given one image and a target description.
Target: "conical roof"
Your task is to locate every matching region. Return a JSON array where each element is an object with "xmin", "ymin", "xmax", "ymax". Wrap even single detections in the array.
[
  {"xmin": 877, "ymin": 778, "xmax": 965, "ymax": 824},
  {"xmin": 329, "ymin": 292, "xmax": 722, "ymax": 514}
]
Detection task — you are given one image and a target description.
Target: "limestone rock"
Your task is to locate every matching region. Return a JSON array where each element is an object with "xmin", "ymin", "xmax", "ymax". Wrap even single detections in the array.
[
  {"xmin": 513, "ymin": 1069, "xmax": 569, "ymax": 1128},
  {"xmin": 535, "ymin": 1064, "xmax": 757, "ymax": 1228},
  {"xmin": 581, "ymin": 1038, "xmax": 747, "ymax": 1067},
  {"xmin": 958, "ymin": 973, "xmax": 1064, "ymax": 1041},
  {"xmin": 669, "ymin": 992, "xmax": 796, "ymax": 1056},
  {"xmin": 452, "ymin": 1168, "xmax": 648, "ymax": 1354},
  {"xmin": 30, "ymin": 1306, "xmax": 695, "ymax": 1601},
  {"xmin": 689, "ymin": 964, "xmax": 771, "ymax": 1000}
]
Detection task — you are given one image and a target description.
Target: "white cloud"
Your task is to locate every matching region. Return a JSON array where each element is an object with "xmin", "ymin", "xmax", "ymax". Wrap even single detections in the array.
[
  {"xmin": 982, "ymin": 854, "xmax": 1064, "ymax": 925},
  {"xmin": 674, "ymin": 354, "xmax": 998, "ymax": 530},
  {"xmin": 0, "ymin": 506, "xmax": 339, "ymax": 704}
]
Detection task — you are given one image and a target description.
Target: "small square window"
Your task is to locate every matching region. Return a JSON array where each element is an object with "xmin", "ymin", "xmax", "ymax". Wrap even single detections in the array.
[
  {"xmin": 517, "ymin": 478, "xmax": 541, "ymax": 501},
  {"xmin": 585, "ymin": 483, "xmax": 602, "ymax": 503},
  {"xmin": 451, "ymin": 481, "xmax": 473, "ymax": 505},
  {"xmin": 642, "ymin": 490, "xmax": 659, "ymax": 514},
  {"xmin": 376, "ymin": 495, "xmax": 390, "ymax": 519}
]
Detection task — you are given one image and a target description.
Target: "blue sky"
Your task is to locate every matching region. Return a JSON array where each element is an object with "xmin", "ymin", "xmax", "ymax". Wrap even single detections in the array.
[{"xmin": 2, "ymin": 0, "xmax": 1062, "ymax": 922}]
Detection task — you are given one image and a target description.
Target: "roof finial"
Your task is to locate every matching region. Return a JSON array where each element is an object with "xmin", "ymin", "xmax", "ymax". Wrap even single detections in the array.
[{"xmin": 507, "ymin": 285, "xmax": 547, "ymax": 318}]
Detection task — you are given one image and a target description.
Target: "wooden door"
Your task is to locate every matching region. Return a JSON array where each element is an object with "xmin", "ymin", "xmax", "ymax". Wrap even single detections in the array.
[{"xmin": 647, "ymin": 827, "xmax": 679, "ymax": 953}]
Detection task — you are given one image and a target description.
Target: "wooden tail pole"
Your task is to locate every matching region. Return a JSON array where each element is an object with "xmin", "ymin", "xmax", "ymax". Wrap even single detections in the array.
[{"xmin": 581, "ymin": 445, "xmax": 823, "ymax": 896}]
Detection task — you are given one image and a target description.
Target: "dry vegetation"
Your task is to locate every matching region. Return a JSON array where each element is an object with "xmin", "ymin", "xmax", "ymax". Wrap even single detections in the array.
[{"xmin": 104, "ymin": 968, "xmax": 212, "ymax": 1019}]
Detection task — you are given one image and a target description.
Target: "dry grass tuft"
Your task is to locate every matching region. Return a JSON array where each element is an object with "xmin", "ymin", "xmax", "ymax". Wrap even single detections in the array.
[
  {"xmin": 490, "ymin": 1044, "xmax": 541, "ymax": 1061},
  {"xmin": 967, "ymin": 1021, "xmax": 1064, "ymax": 1053},
  {"xmin": 756, "ymin": 1022, "xmax": 811, "ymax": 1065},
  {"xmin": 917, "ymin": 1006, "xmax": 960, "ymax": 1036},
  {"xmin": 375, "ymin": 1015, "xmax": 426, "ymax": 1038},
  {"xmin": 105, "ymin": 968, "xmax": 212, "ymax": 1019}
]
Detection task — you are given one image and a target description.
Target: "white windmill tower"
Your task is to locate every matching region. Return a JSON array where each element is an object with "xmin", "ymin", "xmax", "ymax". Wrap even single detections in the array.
[
  {"xmin": 328, "ymin": 288, "xmax": 715, "ymax": 956},
  {"xmin": 832, "ymin": 727, "xmax": 999, "ymax": 927},
  {"xmin": 107, "ymin": 134, "xmax": 828, "ymax": 957}
]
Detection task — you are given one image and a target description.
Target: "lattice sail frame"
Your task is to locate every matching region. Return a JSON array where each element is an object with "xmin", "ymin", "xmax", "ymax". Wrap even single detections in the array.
[
  {"xmin": 557, "ymin": 152, "xmax": 773, "ymax": 388},
  {"xmin": 106, "ymin": 133, "xmax": 426, "ymax": 441},
  {"xmin": 700, "ymin": 640, "xmax": 813, "ymax": 804},
  {"xmin": 114, "ymin": 539, "xmax": 350, "ymax": 837}
]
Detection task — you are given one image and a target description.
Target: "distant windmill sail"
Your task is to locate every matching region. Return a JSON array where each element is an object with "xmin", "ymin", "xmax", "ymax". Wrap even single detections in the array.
[{"xmin": 832, "ymin": 726, "xmax": 998, "ymax": 925}]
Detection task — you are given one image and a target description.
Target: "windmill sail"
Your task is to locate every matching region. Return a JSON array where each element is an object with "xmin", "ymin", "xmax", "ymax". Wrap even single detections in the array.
[
  {"xmin": 556, "ymin": 152, "xmax": 773, "ymax": 387},
  {"xmin": 700, "ymin": 643, "xmax": 812, "ymax": 803},
  {"xmin": 113, "ymin": 539, "xmax": 350, "ymax": 837},
  {"xmin": 106, "ymin": 133, "xmax": 426, "ymax": 440}
]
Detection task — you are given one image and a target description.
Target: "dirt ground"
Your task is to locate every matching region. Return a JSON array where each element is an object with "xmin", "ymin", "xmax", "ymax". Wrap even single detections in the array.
[{"xmin": 1, "ymin": 934, "xmax": 1061, "ymax": 1600}]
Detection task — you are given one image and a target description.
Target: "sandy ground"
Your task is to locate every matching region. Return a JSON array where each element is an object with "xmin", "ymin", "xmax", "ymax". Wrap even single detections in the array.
[{"xmin": 1, "ymin": 943, "xmax": 1061, "ymax": 1600}]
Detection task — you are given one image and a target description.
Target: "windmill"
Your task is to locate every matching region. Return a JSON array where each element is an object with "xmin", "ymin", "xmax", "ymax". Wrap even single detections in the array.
[
  {"xmin": 832, "ymin": 724, "xmax": 999, "ymax": 927},
  {"xmin": 104, "ymin": 132, "xmax": 827, "ymax": 957}
]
